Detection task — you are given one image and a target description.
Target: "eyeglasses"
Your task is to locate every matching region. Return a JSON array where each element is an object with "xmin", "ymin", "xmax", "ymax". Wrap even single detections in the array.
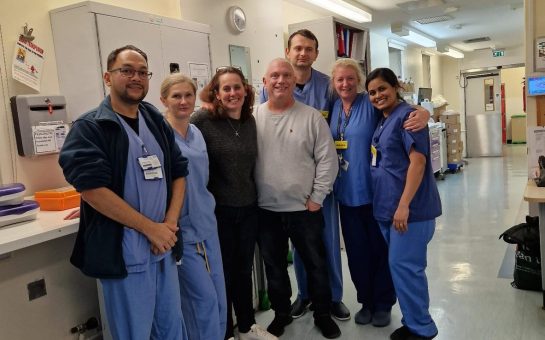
[
  {"xmin": 215, "ymin": 66, "xmax": 242, "ymax": 73},
  {"xmin": 108, "ymin": 67, "xmax": 153, "ymax": 79}
]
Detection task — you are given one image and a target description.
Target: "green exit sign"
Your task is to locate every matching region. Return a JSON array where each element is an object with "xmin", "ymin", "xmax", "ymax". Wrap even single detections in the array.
[{"xmin": 492, "ymin": 50, "xmax": 505, "ymax": 57}]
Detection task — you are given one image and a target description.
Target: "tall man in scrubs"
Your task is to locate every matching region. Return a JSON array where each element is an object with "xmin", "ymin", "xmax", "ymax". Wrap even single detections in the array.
[
  {"xmin": 255, "ymin": 58, "xmax": 341, "ymax": 339},
  {"xmin": 260, "ymin": 29, "xmax": 349, "ymax": 321},
  {"xmin": 59, "ymin": 45, "xmax": 188, "ymax": 340}
]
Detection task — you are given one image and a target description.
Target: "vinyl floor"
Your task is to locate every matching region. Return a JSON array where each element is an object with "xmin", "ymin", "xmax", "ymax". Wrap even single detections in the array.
[{"xmin": 254, "ymin": 144, "xmax": 545, "ymax": 339}]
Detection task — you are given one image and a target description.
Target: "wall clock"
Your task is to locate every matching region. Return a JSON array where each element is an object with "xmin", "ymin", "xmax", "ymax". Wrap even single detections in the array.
[{"xmin": 228, "ymin": 6, "xmax": 246, "ymax": 33}]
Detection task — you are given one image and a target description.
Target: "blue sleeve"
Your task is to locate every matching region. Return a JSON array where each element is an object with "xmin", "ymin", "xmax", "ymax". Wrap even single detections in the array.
[
  {"xmin": 58, "ymin": 119, "xmax": 113, "ymax": 192},
  {"xmin": 402, "ymin": 125, "xmax": 430, "ymax": 157},
  {"xmin": 164, "ymin": 121, "xmax": 188, "ymax": 179},
  {"xmin": 259, "ymin": 87, "xmax": 268, "ymax": 104}
]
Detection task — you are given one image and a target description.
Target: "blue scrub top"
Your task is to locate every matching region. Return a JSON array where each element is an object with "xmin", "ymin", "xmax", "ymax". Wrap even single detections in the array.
[
  {"xmin": 370, "ymin": 101, "xmax": 442, "ymax": 223},
  {"xmin": 260, "ymin": 68, "xmax": 334, "ymax": 119},
  {"xmin": 330, "ymin": 93, "xmax": 378, "ymax": 206},
  {"xmin": 119, "ymin": 112, "xmax": 169, "ymax": 272},
  {"xmin": 174, "ymin": 124, "xmax": 218, "ymax": 244}
]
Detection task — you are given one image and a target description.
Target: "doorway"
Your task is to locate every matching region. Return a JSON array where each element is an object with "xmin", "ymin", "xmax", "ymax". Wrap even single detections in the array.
[{"xmin": 464, "ymin": 71, "xmax": 502, "ymax": 157}]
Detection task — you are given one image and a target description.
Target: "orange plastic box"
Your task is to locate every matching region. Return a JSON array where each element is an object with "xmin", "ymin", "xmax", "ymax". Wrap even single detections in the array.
[{"xmin": 34, "ymin": 186, "xmax": 80, "ymax": 211}]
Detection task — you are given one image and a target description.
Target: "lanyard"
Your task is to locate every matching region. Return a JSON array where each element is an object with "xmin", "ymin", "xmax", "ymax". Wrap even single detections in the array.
[{"xmin": 336, "ymin": 104, "xmax": 353, "ymax": 141}]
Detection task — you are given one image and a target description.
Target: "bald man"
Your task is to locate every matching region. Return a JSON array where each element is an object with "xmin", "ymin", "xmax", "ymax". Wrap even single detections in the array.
[{"xmin": 255, "ymin": 59, "xmax": 341, "ymax": 339}]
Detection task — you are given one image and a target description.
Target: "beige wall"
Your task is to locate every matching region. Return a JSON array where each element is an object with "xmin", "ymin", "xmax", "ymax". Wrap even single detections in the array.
[
  {"xmin": 525, "ymin": 0, "xmax": 545, "ymax": 126},
  {"xmin": 0, "ymin": 0, "xmax": 181, "ymax": 191},
  {"xmin": 0, "ymin": 1, "xmax": 180, "ymax": 338},
  {"xmin": 440, "ymin": 57, "xmax": 464, "ymax": 113},
  {"xmin": 181, "ymin": 0, "xmax": 284, "ymax": 90},
  {"xmin": 501, "ymin": 67, "xmax": 525, "ymax": 140}
]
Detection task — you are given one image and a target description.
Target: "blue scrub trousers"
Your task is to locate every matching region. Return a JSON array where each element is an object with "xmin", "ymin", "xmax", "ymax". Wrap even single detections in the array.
[
  {"xmin": 101, "ymin": 255, "xmax": 187, "ymax": 340},
  {"xmin": 378, "ymin": 219, "xmax": 438, "ymax": 338},
  {"xmin": 339, "ymin": 204, "xmax": 396, "ymax": 312},
  {"xmin": 178, "ymin": 234, "xmax": 227, "ymax": 340},
  {"xmin": 293, "ymin": 193, "xmax": 343, "ymax": 302}
]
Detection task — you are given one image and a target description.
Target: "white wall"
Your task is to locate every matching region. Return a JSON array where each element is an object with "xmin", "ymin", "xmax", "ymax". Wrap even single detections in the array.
[
  {"xmin": 0, "ymin": 0, "xmax": 181, "ymax": 191},
  {"xmin": 180, "ymin": 0, "xmax": 284, "ymax": 88},
  {"xmin": 461, "ymin": 45, "xmax": 524, "ymax": 70},
  {"xmin": 370, "ymin": 31, "xmax": 389, "ymax": 70}
]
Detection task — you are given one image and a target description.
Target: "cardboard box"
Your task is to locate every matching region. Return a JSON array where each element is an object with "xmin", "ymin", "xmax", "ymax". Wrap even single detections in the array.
[
  {"xmin": 447, "ymin": 141, "xmax": 463, "ymax": 154},
  {"xmin": 446, "ymin": 122, "xmax": 461, "ymax": 134},
  {"xmin": 440, "ymin": 113, "xmax": 460, "ymax": 124},
  {"xmin": 434, "ymin": 105, "xmax": 447, "ymax": 119},
  {"xmin": 448, "ymin": 153, "xmax": 462, "ymax": 163}
]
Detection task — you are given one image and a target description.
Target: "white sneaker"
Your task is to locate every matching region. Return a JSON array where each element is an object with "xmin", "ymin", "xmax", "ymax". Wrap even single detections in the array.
[
  {"xmin": 228, "ymin": 338, "xmax": 235, "ymax": 340},
  {"xmin": 239, "ymin": 324, "xmax": 278, "ymax": 340}
]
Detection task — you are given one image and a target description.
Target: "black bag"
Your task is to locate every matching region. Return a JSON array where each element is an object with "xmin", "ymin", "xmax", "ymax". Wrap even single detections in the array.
[
  {"xmin": 512, "ymin": 245, "xmax": 542, "ymax": 291},
  {"xmin": 499, "ymin": 216, "xmax": 542, "ymax": 291}
]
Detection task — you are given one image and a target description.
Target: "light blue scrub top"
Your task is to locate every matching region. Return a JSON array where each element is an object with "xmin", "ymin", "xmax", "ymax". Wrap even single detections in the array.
[
  {"xmin": 330, "ymin": 93, "xmax": 378, "ymax": 207},
  {"xmin": 370, "ymin": 101, "xmax": 442, "ymax": 223},
  {"xmin": 260, "ymin": 68, "xmax": 333, "ymax": 119},
  {"xmin": 119, "ymin": 113, "xmax": 168, "ymax": 273},
  {"xmin": 174, "ymin": 124, "xmax": 217, "ymax": 244}
]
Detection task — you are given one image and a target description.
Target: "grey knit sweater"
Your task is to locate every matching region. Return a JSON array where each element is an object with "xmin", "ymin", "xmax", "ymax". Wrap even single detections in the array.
[{"xmin": 190, "ymin": 109, "xmax": 257, "ymax": 207}]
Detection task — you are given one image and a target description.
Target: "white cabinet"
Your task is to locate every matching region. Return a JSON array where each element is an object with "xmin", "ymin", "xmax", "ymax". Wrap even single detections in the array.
[
  {"xmin": 50, "ymin": 1, "xmax": 211, "ymax": 121},
  {"xmin": 288, "ymin": 16, "xmax": 370, "ymax": 76}
]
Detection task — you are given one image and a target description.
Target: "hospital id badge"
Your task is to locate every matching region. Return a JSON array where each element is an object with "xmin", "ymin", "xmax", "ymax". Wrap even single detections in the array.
[
  {"xmin": 335, "ymin": 140, "xmax": 348, "ymax": 150},
  {"xmin": 144, "ymin": 167, "xmax": 163, "ymax": 180},
  {"xmin": 138, "ymin": 154, "xmax": 161, "ymax": 170},
  {"xmin": 371, "ymin": 145, "xmax": 377, "ymax": 167}
]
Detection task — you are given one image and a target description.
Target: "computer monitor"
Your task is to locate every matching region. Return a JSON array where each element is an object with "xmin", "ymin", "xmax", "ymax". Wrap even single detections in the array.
[
  {"xmin": 417, "ymin": 87, "xmax": 432, "ymax": 104},
  {"xmin": 527, "ymin": 76, "xmax": 545, "ymax": 96}
]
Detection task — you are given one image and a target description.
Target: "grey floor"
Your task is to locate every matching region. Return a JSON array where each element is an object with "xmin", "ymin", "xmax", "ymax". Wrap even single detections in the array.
[{"xmin": 255, "ymin": 144, "xmax": 545, "ymax": 339}]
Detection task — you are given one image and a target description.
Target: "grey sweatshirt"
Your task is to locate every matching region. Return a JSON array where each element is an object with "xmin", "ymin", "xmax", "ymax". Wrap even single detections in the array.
[{"xmin": 254, "ymin": 101, "xmax": 338, "ymax": 212}]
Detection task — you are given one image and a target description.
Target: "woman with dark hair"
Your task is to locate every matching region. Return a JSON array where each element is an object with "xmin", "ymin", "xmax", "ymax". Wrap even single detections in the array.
[
  {"xmin": 366, "ymin": 67, "xmax": 441, "ymax": 340},
  {"xmin": 190, "ymin": 67, "xmax": 276, "ymax": 340}
]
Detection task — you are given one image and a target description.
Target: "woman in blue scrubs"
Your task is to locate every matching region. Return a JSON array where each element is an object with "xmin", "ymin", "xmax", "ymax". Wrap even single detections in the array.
[
  {"xmin": 161, "ymin": 73, "xmax": 227, "ymax": 340},
  {"xmin": 329, "ymin": 58, "xmax": 396, "ymax": 327},
  {"xmin": 366, "ymin": 68, "xmax": 442, "ymax": 340}
]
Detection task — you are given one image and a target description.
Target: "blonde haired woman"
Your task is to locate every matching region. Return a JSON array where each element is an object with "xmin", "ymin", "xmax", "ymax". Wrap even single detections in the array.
[{"xmin": 161, "ymin": 73, "xmax": 227, "ymax": 340}]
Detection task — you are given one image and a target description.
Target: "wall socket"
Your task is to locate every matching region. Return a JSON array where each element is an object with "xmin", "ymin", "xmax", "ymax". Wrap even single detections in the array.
[{"xmin": 27, "ymin": 278, "xmax": 47, "ymax": 301}]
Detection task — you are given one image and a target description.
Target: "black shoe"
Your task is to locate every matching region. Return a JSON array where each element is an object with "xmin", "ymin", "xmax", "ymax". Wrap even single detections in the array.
[
  {"xmin": 354, "ymin": 307, "xmax": 372, "ymax": 325},
  {"xmin": 290, "ymin": 298, "xmax": 310, "ymax": 318},
  {"xmin": 330, "ymin": 301, "xmax": 351, "ymax": 321},
  {"xmin": 267, "ymin": 313, "xmax": 293, "ymax": 337},
  {"xmin": 406, "ymin": 331, "xmax": 438, "ymax": 340},
  {"xmin": 390, "ymin": 326, "xmax": 412, "ymax": 340},
  {"xmin": 372, "ymin": 310, "xmax": 391, "ymax": 327},
  {"xmin": 314, "ymin": 315, "xmax": 341, "ymax": 339}
]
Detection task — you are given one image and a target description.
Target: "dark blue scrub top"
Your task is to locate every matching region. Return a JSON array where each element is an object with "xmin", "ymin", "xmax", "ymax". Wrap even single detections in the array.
[{"xmin": 370, "ymin": 101, "xmax": 442, "ymax": 223}]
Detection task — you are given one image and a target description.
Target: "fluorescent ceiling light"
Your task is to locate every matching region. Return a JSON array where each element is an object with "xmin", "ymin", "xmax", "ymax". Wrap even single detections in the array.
[
  {"xmin": 388, "ymin": 40, "xmax": 407, "ymax": 50},
  {"xmin": 438, "ymin": 45, "xmax": 464, "ymax": 58},
  {"xmin": 304, "ymin": 0, "xmax": 372, "ymax": 23},
  {"xmin": 391, "ymin": 23, "xmax": 436, "ymax": 48}
]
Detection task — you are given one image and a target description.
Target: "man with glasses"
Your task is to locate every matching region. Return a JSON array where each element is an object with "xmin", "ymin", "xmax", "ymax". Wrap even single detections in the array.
[{"xmin": 59, "ymin": 45, "xmax": 189, "ymax": 340}]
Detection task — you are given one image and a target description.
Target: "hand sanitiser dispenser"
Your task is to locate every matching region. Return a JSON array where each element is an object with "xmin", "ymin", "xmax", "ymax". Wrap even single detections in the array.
[{"xmin": 10, "ymin": 95, "xmax": 69, "ymax": 157}]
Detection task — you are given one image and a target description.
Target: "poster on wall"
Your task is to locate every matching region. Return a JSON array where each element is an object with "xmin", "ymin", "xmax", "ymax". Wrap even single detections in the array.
[
  {"xmin": 12, "ymin": 36, "xmax": 44, "ymax": 91},
  {"xmin": 188, "ymin": 62, "xmax": 210, "ymax": 93},
  {"xmin": 536, "ymin": 36, "xmax": 545, "ymax": 72}
]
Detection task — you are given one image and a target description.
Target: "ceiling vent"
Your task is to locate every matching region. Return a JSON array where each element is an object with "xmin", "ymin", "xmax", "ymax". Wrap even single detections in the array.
[
  {"xmin": 463, "ymin": 37, "xmax": 491, "ymax": 44},
  {"xmin": 414, "ymin": 15, "xmax": 453, "ymax": 24}
]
